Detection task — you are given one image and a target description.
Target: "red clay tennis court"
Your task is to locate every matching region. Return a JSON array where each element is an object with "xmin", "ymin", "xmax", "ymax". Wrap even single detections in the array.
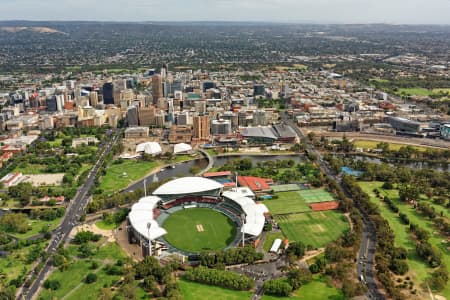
[{"xmin": 310, "ymin": 201, "xmax": 339, "ymax": 211}]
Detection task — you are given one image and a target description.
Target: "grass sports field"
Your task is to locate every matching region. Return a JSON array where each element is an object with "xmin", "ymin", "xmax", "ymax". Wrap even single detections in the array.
[
  {"xmin": 298, "ymin": 188, "xmax": 334, "ymax": 203},
  {"xmin": 275, "ymin": 211, "xmax": 349, "ymax": 248},
  {"xmin": 359, "ymin": 181, "xmax": 450, "ymax": 299},
  {"xmin": 264, "ymin": 191, "xmax": 311, "ymax": 215},
  {"xmin": 179, "ymin": 279, "xmax": 253, "ymax": 300},
  {"xmin": 163, "ymin": 208, "xmax": 237, "ymax": 253}
]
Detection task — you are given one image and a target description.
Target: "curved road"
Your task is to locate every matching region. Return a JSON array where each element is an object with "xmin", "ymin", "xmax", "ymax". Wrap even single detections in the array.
[
  {"xmin": 282, "ymin": 113, "xmax": 385, "ymax": 300},
  {"xmin": 18, "ymin": 130, "xmax": 122, "ymax": 300}
]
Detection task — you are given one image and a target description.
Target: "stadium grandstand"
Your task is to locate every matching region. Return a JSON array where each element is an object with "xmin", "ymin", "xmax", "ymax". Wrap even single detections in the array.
[{"xmin": 127, "ymin": 177, "xmax": 269, "ymax": 258}]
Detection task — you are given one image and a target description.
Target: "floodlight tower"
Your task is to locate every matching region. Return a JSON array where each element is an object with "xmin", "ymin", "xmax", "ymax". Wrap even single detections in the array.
[
  {"xmin": 147, "ymin": 222, "xmax": 152, "ymax": 256},
  {"xmin": 144, "ymin": 179, "xmax": 147, "ymax": 197},
  {"xmin": 241, "ymin": 213, "xmax": 246, "ymax": 247}
]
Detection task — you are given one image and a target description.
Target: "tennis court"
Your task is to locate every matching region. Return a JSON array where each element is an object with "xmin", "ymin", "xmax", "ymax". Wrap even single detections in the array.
[
  {"xmin": 271, "ymin": 184, "xmax": 301, "ymax": 192},
  {"xmin": 298, "ymin": 188, "xmax": 335, "ymax": 203}
]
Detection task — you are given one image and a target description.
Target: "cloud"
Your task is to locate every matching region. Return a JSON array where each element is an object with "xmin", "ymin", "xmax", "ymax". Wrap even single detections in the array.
[{"xmin": 0, "ymin": 0, "xmax": 449, "ymax": 24}]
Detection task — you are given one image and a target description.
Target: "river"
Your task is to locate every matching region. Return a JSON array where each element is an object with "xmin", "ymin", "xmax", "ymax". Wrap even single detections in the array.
[{"xmin": 124, "ymin": 154, "xmax": 305, "ymax": 192}]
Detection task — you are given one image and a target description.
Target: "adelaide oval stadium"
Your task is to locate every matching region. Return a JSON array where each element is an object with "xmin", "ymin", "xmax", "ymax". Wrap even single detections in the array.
[{"xmin": 126, "ymin": 177, "xmax": 269, "ymax": 257}]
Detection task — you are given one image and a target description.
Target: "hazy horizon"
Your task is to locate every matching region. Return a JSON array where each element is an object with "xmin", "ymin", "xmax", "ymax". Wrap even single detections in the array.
[{"xmin": 0, "ymin": 0, "xmax": 449, "ymax": 25}]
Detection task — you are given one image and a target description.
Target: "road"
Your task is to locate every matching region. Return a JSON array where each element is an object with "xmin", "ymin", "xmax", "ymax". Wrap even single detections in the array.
[
  {"xmin": 282, "ymin": 113, "xmax": 384, "ymax": 300},
  {"xmin": 18, "ymin": 130, "xmax": 122, "ymax": 300}
]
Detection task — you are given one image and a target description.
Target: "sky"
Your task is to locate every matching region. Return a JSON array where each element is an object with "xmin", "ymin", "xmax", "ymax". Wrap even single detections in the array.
[{"xmin": 0, "ymin": 0, "xmax": 449, "ymax": 24}]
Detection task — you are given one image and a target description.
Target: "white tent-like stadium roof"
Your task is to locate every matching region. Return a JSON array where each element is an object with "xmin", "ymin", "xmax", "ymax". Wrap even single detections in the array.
[
  {"xmin": 136, "ymin": 142, "xmax": 162, "ymax": 155},
  {"xmin": 153, "ymin": 177, "xmax": 223, "ymax": 196},
  {"xmin": 222, "ymin": 190, "xmax": 268, "ymax": 237},
  {"xmin": 128, "ymin": 196, "xmax": 167, "ymax": 240},
  {"xmin": 173, "ymin": 143, "xmax": 192, "ymax": 154}
]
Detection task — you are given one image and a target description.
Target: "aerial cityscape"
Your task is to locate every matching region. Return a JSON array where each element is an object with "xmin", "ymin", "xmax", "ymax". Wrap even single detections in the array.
[{"xmin": 0, "ymin": 2, "xmax": 449, "ymax": 300}]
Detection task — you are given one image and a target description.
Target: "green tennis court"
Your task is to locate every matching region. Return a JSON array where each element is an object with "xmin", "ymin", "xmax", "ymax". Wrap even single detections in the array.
[
  {"xmin": 298, "ymin": 188, "xmax": 335, "ymax": 203},
  {"xmin": 271, "ymin": 184, "xmax": 302, "ymax": 192}
]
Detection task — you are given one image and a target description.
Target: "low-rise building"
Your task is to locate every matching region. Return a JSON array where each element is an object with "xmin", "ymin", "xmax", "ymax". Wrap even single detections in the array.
[{"xmin": 125, "ymin": 127, "xmax": 149, "ymax": 139}]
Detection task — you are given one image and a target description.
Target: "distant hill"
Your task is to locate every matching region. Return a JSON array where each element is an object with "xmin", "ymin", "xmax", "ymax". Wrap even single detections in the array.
[{"xmin": 0, "ymin": 26, "xmax": 65, "ymax": 34}]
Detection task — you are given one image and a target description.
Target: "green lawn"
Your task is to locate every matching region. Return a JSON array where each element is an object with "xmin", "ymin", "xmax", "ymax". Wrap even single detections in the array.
[
  {"xmin": 396, "ymin": 87, "xmax": 433, "ymax": 97},
  {"xmin": 99, "ymin": 160, "xmax": 160, "ymax": 193},
  {"xmin": 359, "ymin": 181, "xmax": 450, "ymax": 299},
  {"xmin": 353, "ymin": 140, "xmax": 429, "ymax": 152},
  {"xmin": 14, "ymin": 163, "xmax": 47, "ymax": 174},
  {"xmin": 179, "ymin": 279, "xmax": 253, "ymax": 300},
  {"xmin": 12, "ymin": 217, "xmax": 62, "ymax": 239},
  {"xmin": 265, "ymin": 191, "xmax": 311, "ymax": 215},
  {"xmin": 0, "ymin": 242, "xmax": 48, "ymax": 283},
  {"xmin": 38, "ymin": 242, "xmax": 127, "ymax": 300},
  {"xmin": 262, "ymin": 275, "xmax": 344, "ymax": 300},
  {"xmin": 298, "ymin": 188, "xmax": 335, "ymax": 203},
  {"xmin": 95, "ymin": 220, "xmax": 120, "ymax": 230},
  {"xmin": 163, "ymin": 208, "xmax": 237, "ymax": 253},
  {"xmin": 275, "ymin": 211, "xmax": 349, "ymax": 248},
  {"xmin": 263, "ymin": 232, "xmax": 286, "ymax": 252}
]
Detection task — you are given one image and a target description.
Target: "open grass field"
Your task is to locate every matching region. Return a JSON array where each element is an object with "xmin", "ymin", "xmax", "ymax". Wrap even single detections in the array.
[
  {"xmin": 353, "ymin": 140, "xmax": 429, "ymax": 152},
  {"xmin": 271, "ymin": 184, "xmax": 302, "ymax": 193},
  {"xmin": 359, "ymin": 181, "xmax": 450, "ymax": 299},
  {"xmin": 261, "ymin": 275, "xmax": 344, "ymax": 300},
  {"xmin": 12, "ymin": 217, "xmax": 62, "ymax": 239},
  {"xmin": 265, "ymin": 191, "xmax": 311, "ymax": 215},
  {"xmin": 397, "ymin": 87, "xmax": 433, "ymax": 97},
  {"xmin": 263, "ymin": 231, "xmax": 286, "ymax": 252},
  {"xmin": 14, "ymin": 163, "xmax": 47, "ymax": 174},
  {"xmin": 99, "ymin": 160, "xmax": 160, "ymax": 193},
  {"xmin": 38, "ymin": 242, "xmax": 127, "ymax": 300},
  {"xmin": 298, "ymin": 188, "xmax": 335, "ymax": 203},
  {"xmin": 95, "ymin": 220, "xmax": 120, "ymax": 230},
  {"xmin": 275, "ymin": 211, "xmax": 349, "ymax": 248},
  {"xmin": 163, "ymin": 208, "xmax": 237, "ymax": 253},
  {"xmin": 179, "ymin": 279, "xmax": 253, "ymax": 300}
]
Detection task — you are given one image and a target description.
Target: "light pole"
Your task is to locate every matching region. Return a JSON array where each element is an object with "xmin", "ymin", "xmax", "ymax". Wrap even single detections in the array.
[
  {"xmin": 241, "ymin": 213, "xmax": 246, "ymax": 247},
  {"xmin": 147, "ymin": 222, "xmax": 152, "ymax": 256},
  {"xmin": 144, "ymin": 179, "xmax": 147, "ymax": 197}
]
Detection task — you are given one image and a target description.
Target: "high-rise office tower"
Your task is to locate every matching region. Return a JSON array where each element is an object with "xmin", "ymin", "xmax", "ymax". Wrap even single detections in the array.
[
  {"xmin": 152, "ymin": 75, "xmax": 163, "ymax": 104},
  {"xmin": 46, "ymin": 96, "xmax": 58, "ymax": 112},
  {"xmin": 138, "ymin": 106, "xmax": 156, "ymax": 126},
  {"xmin": 211, "ymin": 119, "xmax": 231, "ymax": 135},
  {"xmin": 253, "ymin": 84, "xmax": 265, "ymax": 97},
  {"xmin": 90, "ymin": 91, "xmax": 99, "ymax": 108},
  {"xmin": 253, "ymin": 109, "xmax": 267, "ymax": 126},
  {"xmin": 127, "ymin": 106, "xmax": 139, "ymax": 127},
  {"xmin": 202, "ymin": 81, "xmax": 216, "ymax": 93},
  {"xmin": 193, "ymin": 115, "xmax": 210, "ymax": 140},
  {"xmin": 103, "ymin": 82, "xmax": 114, "ymax": 105}
]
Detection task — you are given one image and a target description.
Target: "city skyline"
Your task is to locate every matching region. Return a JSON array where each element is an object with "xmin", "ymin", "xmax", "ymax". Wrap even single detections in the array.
[{"xmin": 1, "ymin": 0, "xmax": 450, "ymax": 24}]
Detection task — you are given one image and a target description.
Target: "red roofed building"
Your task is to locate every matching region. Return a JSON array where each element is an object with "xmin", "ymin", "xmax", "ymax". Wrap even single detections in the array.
[
  {"xmin": 237, "ymin": 176, "xmax": 273, "ymax": 193},
  {"xmin": 203, "ymin": 171, "xmax": 232, "ymax": 178}
]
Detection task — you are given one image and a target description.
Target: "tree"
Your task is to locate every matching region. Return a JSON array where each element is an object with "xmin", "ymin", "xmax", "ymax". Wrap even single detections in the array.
[
  {"xmin": 286, "ymin": 242, "xmax": 306, "ymax": 260},
  {"xmin": 390, "ymin": 259, "xmax": 409, "ymax": 275},
  {"xmin": 43, "ymin": 279, "xmax": 61, "ymax": 290},
  {"xmin": 263, "ymin": 279, "xmax": 293, "ymax": 296},
  {"xmin": 287, "ymin": 267, "xmax": 312, "ymax": 290},
  {"xmin": 85, "ymin": 273, "xmax": 97, "ymax": 284}
]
